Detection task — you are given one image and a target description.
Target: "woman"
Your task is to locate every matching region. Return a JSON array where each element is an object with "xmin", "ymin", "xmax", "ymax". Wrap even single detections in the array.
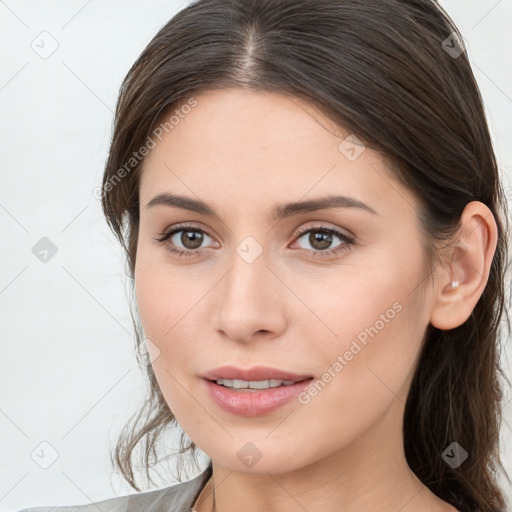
[{"xmin": 19, "ymin": 0, "xmax": 511, "ymax": 511}]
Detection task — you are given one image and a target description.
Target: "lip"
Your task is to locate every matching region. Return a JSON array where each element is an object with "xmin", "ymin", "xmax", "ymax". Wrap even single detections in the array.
[
  {"xmin": 203, "ymin": 378, "xmax": 314, "ymax": 417},
  {"xmin": 201, "ymin": 365, "xmax": 313, "ymax": 382}
]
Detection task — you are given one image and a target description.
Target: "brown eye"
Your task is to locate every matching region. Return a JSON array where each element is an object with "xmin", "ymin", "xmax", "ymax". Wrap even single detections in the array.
[
  {"xmin": 154, "ymin": 224, "xmax": 216, "ymax": 258},
  {"xmin": 179, "ymin": 229, "xmax": 204, "ymax": 249},
  {"xmin": 292, "ymin": 225, "xmax": 355, "ymax": 259},
  {"xmin": 305, "ymin": 230, "xmax": 333, "ymax": 251}
]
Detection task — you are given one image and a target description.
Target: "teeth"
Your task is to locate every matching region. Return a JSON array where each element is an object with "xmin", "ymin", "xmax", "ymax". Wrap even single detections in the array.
[{"xmin": 215, "ymin": 379, "xmax": 297, "ymax": 389}]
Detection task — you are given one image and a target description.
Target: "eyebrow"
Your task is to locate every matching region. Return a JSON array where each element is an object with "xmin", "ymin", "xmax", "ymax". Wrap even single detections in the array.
[{"xmin": 145, "ymin": 192, "xmax": 378, "ymax": 220}]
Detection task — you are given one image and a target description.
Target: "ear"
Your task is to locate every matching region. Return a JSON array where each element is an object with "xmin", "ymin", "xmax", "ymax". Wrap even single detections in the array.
[{"xmin": 429, "ymin": 201, "xmax": 498, "ymax": 331}]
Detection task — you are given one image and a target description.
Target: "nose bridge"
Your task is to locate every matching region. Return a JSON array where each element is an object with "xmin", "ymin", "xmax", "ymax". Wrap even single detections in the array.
[
  {"xmin": 214, "ymin": 235, "xmax": 284, "ymax": 340},
  {"xmin": 224, "ymin": 235, "xmax": 271, "ymax": 305}
]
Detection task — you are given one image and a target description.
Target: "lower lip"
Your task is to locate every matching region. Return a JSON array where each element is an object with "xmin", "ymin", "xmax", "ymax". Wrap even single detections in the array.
[{"xmin": 203, "ymin": 378, "xmax": 314, "ymax": 417}]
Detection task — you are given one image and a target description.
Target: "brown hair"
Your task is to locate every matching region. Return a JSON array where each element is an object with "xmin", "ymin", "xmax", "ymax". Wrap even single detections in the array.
[{"xmin": 101, "ymin": 1, "xmax": 511, "ymax": 510}]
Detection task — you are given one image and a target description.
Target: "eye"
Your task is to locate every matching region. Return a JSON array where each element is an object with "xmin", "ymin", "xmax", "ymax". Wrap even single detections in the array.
[
  {"xmin": 154, "ymin": 223, "xmax": 355, "ymax": 259},
  {"xmin": 153, "ymin": 223, "xmax": 216, "ymax": 258},
  {"xmin": 291, "ymin": 225, "xmax": 354, "ymax": 258}
]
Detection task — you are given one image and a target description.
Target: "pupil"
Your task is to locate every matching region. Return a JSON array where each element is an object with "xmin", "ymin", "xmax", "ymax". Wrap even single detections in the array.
[
  {"xmin": 311, "ymin": 230, "xmax": 331, "ymax": 250},
  {"xmin": 182, "ymin": 230, "xmax": 203, "ymax": 249}
]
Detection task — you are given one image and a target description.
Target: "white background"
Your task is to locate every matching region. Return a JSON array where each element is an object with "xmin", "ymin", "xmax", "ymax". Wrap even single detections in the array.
[{"xmin": 1, "ymin": 1, "xmax": 511, "ymax": 510}]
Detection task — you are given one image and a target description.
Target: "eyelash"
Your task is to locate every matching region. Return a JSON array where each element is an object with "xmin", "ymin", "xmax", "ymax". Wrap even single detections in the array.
[{"xmin": 153, "ymin": 223, "xmax": 355, "ymax": 259}]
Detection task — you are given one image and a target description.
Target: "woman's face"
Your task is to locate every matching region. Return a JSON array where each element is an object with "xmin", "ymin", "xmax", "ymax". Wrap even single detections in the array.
[{"xmin": 135, "ymin": 88, "xmax": 435, "ymax": 473}]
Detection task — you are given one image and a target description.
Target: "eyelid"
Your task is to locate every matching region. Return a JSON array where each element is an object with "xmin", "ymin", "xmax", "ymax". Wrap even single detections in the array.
[
  {"xmin": 155, "ymin": 222, "xmax": 214, "ymax": 242},
  {"xmin": 156, "ymin": 221, "xmax": 354, "ymax": 241},
  {"xmin": 291, "ymin": 222, "xmax": 355, "ymax": 241},
  {"xmin": 289, "ymin": 224, "xmax": 355, "ymax": 257}
]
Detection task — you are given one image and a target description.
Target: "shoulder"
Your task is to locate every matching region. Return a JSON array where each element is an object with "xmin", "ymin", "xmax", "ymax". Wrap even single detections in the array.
[{"xmin": 17, "ymin": 467, "xmax": 211, "ymax": 512}]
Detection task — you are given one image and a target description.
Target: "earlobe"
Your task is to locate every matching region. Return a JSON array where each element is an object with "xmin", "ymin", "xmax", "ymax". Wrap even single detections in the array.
[{"xmin": 429, "ymin": 201, "xmax": 498, "ymax": 331}]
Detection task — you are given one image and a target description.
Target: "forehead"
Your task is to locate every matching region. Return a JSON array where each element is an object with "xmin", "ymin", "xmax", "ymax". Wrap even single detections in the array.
[
  {"xmin": 147, "ymin": 88, "xmax": 350, "ymax": 165},
  {"xmin": 139, "ymin": 88, "xmax": 417, "ymax": 221}
]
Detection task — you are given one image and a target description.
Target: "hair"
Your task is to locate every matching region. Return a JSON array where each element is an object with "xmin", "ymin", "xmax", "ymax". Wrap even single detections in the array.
[{"xmin": 100, "ymin": 0, "xmax": 511, "ymax": 510}]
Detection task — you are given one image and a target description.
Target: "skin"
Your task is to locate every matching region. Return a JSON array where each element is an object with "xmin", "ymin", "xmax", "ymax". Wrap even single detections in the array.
[{"xmin": 134, "ymin": 89, "xmax": 497, "ymax": 512}]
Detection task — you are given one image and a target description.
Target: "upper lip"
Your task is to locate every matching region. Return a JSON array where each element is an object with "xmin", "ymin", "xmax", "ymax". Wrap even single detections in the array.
[{"xmin": 201, "ymin": 365, "xmax": 313, "ymax": 382}]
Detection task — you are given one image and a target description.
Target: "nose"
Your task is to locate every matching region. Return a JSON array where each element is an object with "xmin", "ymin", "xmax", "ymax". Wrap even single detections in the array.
[{"xmin": 213, "ymin": 244, "xmax": 288, "ymax": 344}]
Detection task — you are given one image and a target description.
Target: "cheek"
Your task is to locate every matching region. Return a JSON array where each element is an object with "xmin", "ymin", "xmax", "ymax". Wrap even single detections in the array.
[
  {"xmin": 134, "ymin": 253, "xmax": 210, "ymax": 375},
  {"xmin": 134, "ymin": 260, "xmax": 201, "ymax": 418},
  {"xmin": 134, "ymin": 247, "xmax": 197, "ymax": 338},
  {"xmin": 134, "ymin": 260, "xmax": 179, "ymax": 375},
  {"xmin": 134, "ymin": 261, "xmax": 168, "ymax": 340},
  {"xmin": 303, "ymin": 248, "xmax": 427, "ymax": 398},
  {"xmin": 283, "ymin": 278, "xmax": 425, "ymax": 458}
]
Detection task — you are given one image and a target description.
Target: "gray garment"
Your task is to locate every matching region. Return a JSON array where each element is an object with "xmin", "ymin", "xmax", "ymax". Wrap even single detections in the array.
[{"xmin": 18, "ymin": 468, "xmax": 211, "ymax": 512}]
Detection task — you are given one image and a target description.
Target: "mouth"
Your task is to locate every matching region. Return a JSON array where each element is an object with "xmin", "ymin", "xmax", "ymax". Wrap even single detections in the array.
[
  {"xmin": 207, "ymin": 377, "xmax": 313, "ymax": 391},
  {"xmin": 200, "ymin": 364, "xmax": 314, "ymax": 383},
  {"xmin": 203, "ymin": 377, "xmax": 315, "ymax": 417}
]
